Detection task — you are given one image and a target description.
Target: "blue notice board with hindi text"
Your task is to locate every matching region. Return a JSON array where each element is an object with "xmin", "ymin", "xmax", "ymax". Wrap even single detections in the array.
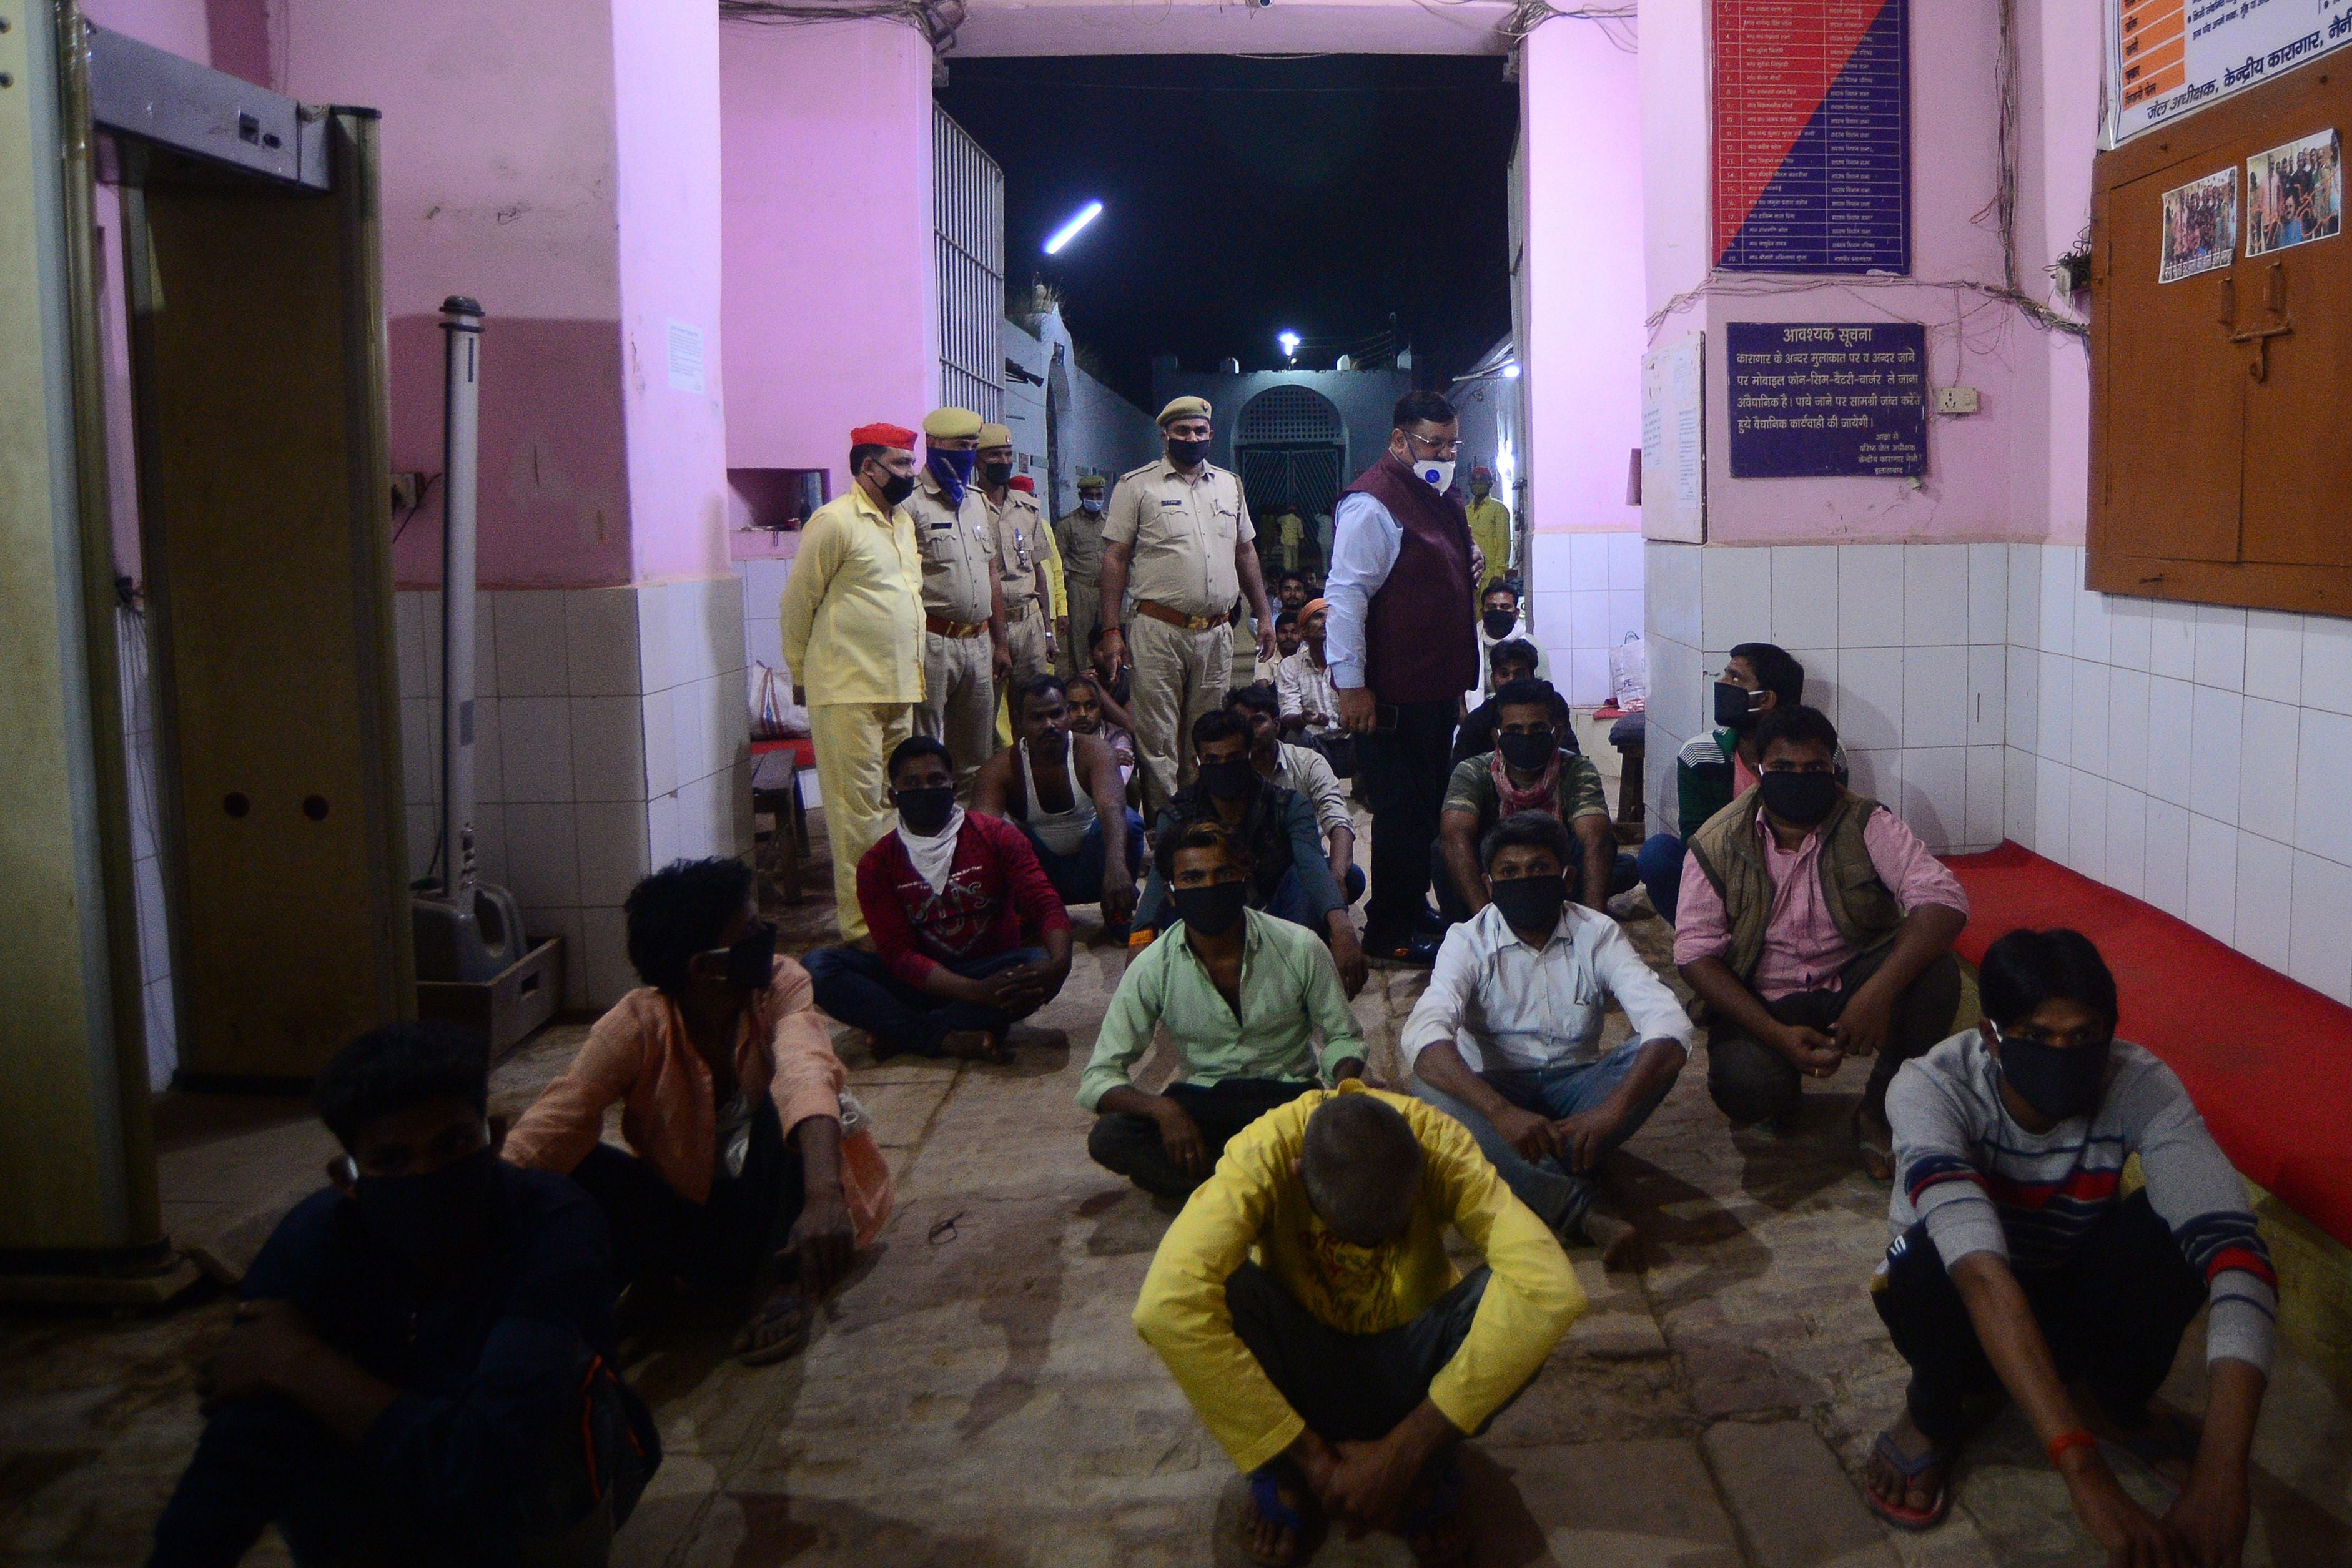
[{"xmin": 1726, "ymin": 322, "xmax": 1926, "ymax": 479}]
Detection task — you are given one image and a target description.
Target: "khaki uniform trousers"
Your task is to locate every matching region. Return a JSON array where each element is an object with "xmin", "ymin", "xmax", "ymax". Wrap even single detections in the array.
[
  {"xmin": 1004, "ymin": 599, "xmax": 1053, "ymax": 688},
  {"xmin": 917, "ymin": 629, "xmax": 997, "ymax": 799},
  {"xmin": 1129, "ymin": 611, "xmax": 1234, "ymax": 818},
  {"xmin": 807, "ymin": 701, "xmax": 916, "ymax": 942},
  {"xmin": 1060, "ymin": 576, "xmax": 1102, "ymax": 678}
]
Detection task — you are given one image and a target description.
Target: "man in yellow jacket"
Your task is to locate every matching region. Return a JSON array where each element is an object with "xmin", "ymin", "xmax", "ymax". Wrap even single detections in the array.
[
  {"xmin": 780, "ymin": 423, "xmax": 928, "ymax": 940},
  {"xmin": 1464, "ymin": 466, "xmax": 1512, "ymax": 594},
  {"xmin": 1133, "ymin": 1083, "xmax": 1583, "ymax": 1564}
]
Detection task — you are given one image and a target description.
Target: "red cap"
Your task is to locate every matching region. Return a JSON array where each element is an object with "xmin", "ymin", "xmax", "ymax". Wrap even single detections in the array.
[
  {"xmin": 1008, "ymin": 475, "xmax": 1035, "ymax": 493},
  {"xmin": 851, "ymin": 422, "xmax": 918, "ymax": 450}
]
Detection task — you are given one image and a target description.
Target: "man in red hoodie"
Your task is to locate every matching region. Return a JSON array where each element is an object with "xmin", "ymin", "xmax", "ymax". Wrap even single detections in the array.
[{"xmin": 804, "ymin": 736, "xmax": 1074, "ymax": 1063}]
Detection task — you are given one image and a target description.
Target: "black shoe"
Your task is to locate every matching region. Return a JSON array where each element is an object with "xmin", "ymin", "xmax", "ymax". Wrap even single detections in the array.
[{"xmin": 1412, "ymin": 902, "xmax": 1447, "ymax": 935}]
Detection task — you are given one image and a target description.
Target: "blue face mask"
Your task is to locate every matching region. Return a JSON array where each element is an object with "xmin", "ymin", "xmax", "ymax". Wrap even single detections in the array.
[
  {"xmin": 1080, "ymin": 498, "xmax": 1104, "ymax": 514},
  {"xmin": 927, "ymin": 447, "xmax": 976, "ymax": 503}
]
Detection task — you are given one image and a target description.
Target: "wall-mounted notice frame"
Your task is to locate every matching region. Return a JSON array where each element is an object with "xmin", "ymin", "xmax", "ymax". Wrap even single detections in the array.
[
  {"xmin": 2107, "ymin": 0, "xmax": 2352, "ymax": 147},
  {"xmin": 1725, "ymin": 322, "xmax": 1925, "ymax": 480},
  {"xmin": 1641, "ymin": 332, "xmax": 1706, "ymax": 542}
]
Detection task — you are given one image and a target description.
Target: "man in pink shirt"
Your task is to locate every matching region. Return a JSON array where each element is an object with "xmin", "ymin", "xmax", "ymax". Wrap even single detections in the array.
[{"xmin": 1673, "ymin": 706, "xmax": 1966, "ymax": 1179}]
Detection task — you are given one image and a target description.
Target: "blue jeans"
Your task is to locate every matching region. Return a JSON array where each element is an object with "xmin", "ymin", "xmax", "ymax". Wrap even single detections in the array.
[
  {"xmin": 1262, "ymin": 863, "xmax": 1368, "ymax": 927},
  {"xmin": 1018, "ymin": 811, "xmax": 1144, "ymax": 912},
  {"xmin": 1411, "ymin": 1040, "xmax": 1674, "ymax": 1232},
  {"xmin": 1638, "ymin": 833, "xmax": 1686, "ymax": 924},
  {"xmin": 803, "ymin": 945, "xmax": 1047, "ymax": 1057}
]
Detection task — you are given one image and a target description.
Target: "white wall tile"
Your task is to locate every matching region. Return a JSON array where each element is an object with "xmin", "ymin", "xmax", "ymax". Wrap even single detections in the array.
[
  {"xmin": 672, "ymin": 674, "xmax": 719, "ymax": 788},
  {"xmin": 397, "ymin": 591, "xmax": 428, "ymax": 701},
  {"xmin": 580, "ymin": 905, "xmax": 636, "ymax": 1008},
  {"xmin": 1567, "ymin": 648, "xmax": 1611, "ymax": 706},
  {"xmin": 2238, "ymin": 698, "xmax": 2300, "ymax": 847},
  {"xmin": 415, "ymin": 590, "xmax": 445, "ymax": 699},
  {"xmin": 739, "ymin": 556, "xmax": 793, "ymax": 613},
  {"xmin": 1789, "ymin": 649, "xmax": 1837, "ymax": 727},
  {"xmin": 745, "ymin": 616, "xmax": 785, "ymax": 680},
  {"xmin": 1564, "ymin": 591, "xmax": 1605, "ymax": 650},
  {"xmin": 1700, "ymin": 546, "xmax": 1772, "ymax": 651},
  {"xmin": 729, "ymin": 755, "xmax": 757, "ymax": 856},
  {"xmin": 1606, "ymin": 590, "xmax": 1645, "ymax": 648},
  {"xmin": 1902, "ymin": 645, "xmax": 1968, "ymax": 749},
  {"xmin": 472, "ymin": 593, "xmax": 497, "ymax": 699},
  {"xmin": 2295, "ymin": 708, "xmax": 2352, "ymax": 865},
  {"xmin": 1845, "ymin": 749, "xmax": 1902, "ymax": 809},
  {"xmin": 2104, "ymin": 782, "xmax": 2147, "ymax": 900},
  {"xmin": 1839, "ymin": 646, "xmax": 1904, "ymax": 751},
  {"xmin": 571, "ymin": 695, "xmax": 648, "ymax": 804},
  {"xmin": 2065, "ymin": 769, "xmax": 2107, "ymax": 882},
  {"xmin": 407, "ymin": 812, "xmax": 438, "ymax": 885},
  {"xmin": 2185, "ymin": 813, "xmax": 2238, "ymax": 944},
  {"xmin": 2070, "ymin": 661, "xmax": 2111, "ymax": 779},
  {"xmin": 2033, "ymin": 757, "xmax": 2069, "ymax": 861},
  {"xmin": 2144, "ymin": 675, "xmax": 2195, "ymax": 806},
  {"xmin": 505, "ymin": 802, "xmax": 581, "ymax": 908},
  {"xmin": 2186, "ymin": 686, "xmax": 2243, "ymax": 823},
  {"xmin": 2147, "ymin": 601, "xmax": 2198, "ymax": 680},
  {"xmin": 2288, "ymin": 852, "xmax": 2352, "ymax": 1004},
  {"xmin": 634, "ymin": 582, "xmax": 676, "ymax": 693},
  {"xmin": 2106, "ymin": 669, "xmax": 2150, "ymax": 794},
  {"xmin": 565, "ymin": 587, "xmax": 643, "ymax": 696},
  {"xmin": 1769, "ymin": 546, "xmax": 1839, "ymax": 649},
  {"xmin": 2305, "ymin": 615, "xmax": 2352, "ymax": 715},
  {"xmin": 519, "ymin": 905, "xmax": 589, "ymax": 1009},
  {"xmin": 1646, "ymin": 543, "xmax": 1701, "ymax": 646},
  {"xmin": 2243, "ymin": 611, "xmax": 2304, "ymax": 704},
  {"xmin": 2144, "ymin": 797, "xmax": 2190, "ymax": 917},
  {"xmin": 402, "ymin": 696, "xmax": 439, "ymax": 805},
  {"xmin": 469, "ymin": 807, "xmax": 507, "ymax": 887},
  {"xmin": 2005, "ymin": 646, "xmax": 2039, "ymax": 752},
  {"xmin": 2193, "ymin": 604, "xmax": 2246, "ymax": 692},
  {"xmin": 2037, "ymin": 553, "xmax": 2075, "ymax": 656},
  {"xmin": 473, "ymin": 698, "xmax": 505, "ymax": 805},
  {"xmin": 646, "ymin": 791, "xmax": 683, "ymax": 871},
  {"xmin": 1647, "ymin": 636, "xmax": 1704, "ymax": 743},
  {"xmin": 2037, "ymin": 653, "xmax": 2073, "ymax": 766},
  {"xmin": 1964, "ymin": 744, "xmax": 2004, "ymax": 850},
  {"xmin": 2107, "ymin": 598, "xmax": 2152, "ymax": 672},
  {"xmin": 1967, "ymin": 646, "xmax": 2006, "ymax": 747},
  {"xmin": 493, "ymin": 590, "xmax": 569, "ymax": 697},
  {"xmin": 500, "ymin": 696, "xmax": 575, "ymax": 804},
  {"xmin": 1900, "ymin": 746, "xmax": 1967, "ymax": 852},
  {"xmin": 1566, "ymin": 532, "xmax": 1609, "ymax": 592},
  {"xmin": 574, "ymin": 801, "xmax": 652, "ymax": 907},
  {"xmin": 1608, "ymin": 532, "xmax": 1646, "ymax": 591},
  {"xmin": 673, "ymin": 771, "xmax": 723, "ymax": 861},
  {"xmin": 2234, "ymin": 831, "xmax": 2294, "ymax": 970},
  {"xmin": 2072, "ymin": 591, "xmax": 2113, "ymax": 666},
  {"xmin": 1904, "ymin": 545, "xmax": 1970, "ymax": 648},
  {"xmin": 1967, "ymin": 545, "xmax": 2009, "ymax": 645},
  {"xmin": 2004, "ymin": 745, "xmax": 2037, "ymax": 848},
  {"xmin": 2007, "ymin": 545, "xmax": 2042, "ymax": 652},
  {"xmin": 1838, "ymin": 545, "xmax": 1906, "ymax": 648}
]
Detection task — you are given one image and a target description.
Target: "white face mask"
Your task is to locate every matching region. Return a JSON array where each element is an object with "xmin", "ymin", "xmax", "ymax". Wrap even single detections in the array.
[{"xmin": 1414, "ymin": 459, "xmax": 1456, "ymax": 493}]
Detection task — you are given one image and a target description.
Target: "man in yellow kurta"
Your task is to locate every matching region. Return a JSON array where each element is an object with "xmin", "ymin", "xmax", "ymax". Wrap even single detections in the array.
[
  {"xmin": 780, "ymin": 423, "xmax": 928, "ymax": 942},
  {"xmin": 1133, "ymin": 1082, "xmax": 1584, "ymax": 1564},
  {"xmin": 1465, "ymin": 466, "xmax": 1513, "ymax": 594}
]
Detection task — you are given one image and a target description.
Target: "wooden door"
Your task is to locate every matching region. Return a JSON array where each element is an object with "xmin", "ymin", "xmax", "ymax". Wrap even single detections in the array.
[{"xmin": 2241, "ymin": 236, "xmax": 2352, "ymax": 567}]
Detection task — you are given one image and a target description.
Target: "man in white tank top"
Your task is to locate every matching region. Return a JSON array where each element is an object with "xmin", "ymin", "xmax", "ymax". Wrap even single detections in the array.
[{"xmin": 974, "ymin": 674, "xmax": 1142, "ymax": 936}]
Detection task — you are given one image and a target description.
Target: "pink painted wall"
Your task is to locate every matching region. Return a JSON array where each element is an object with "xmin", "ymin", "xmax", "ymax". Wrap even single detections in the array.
[
  {"xmin": 613, "ymin": 0, "xmax": 728, "ymax": 583},
  {"xmin": 80, "ymin": 0, "xmax": 210, "ymax": 64},
  {"xmin": 1519, "ymin": 17, "xmax": 1646, "ymax": 535},
  {"xmin": 2014, "ymin": 0, "xmax": 2101, "ymax": 546},
  {"xmin": 719, "ymin": 19, "xmax": 937, "ymax": 506}
]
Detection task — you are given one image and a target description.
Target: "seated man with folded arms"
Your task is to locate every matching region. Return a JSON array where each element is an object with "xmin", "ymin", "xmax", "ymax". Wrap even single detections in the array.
[
  {"xmin": 804, "ymin": 736, "xmax": 1073, "ymax": 1064},
  {"xmin": 1134, "ymin": 1085, "xmax": 1584, "ymax": 1567},
  {"xmin": 1435, "ymin": 679, "xmax": 1614, "ymax": 924},
  {"xmin": 1864, "ymin": 929, "xmax": 2275, "ymax": 1566},
  {"xmin": 1133, "ymin": 710, "xmax": 1367, "ymax": 997},
  {"xmin": 1674, "ymin": 704, "xmax": 1965, "ymax": 1178},
  {"xmin": 150, "ymin": 1022, "xmax": 660, "ymax": 1568},
  {"xmin": 1447, "ymin": 639, "xmax": 1544, "ymax": 771},
  {"xmin": 1228, "ymin": 683, "xmax": 1365, "ymax": 907},
  {"xmin": 503, "ymin": 857, "xmax": 893, "ymax": 1367},
  {"xmin": 1082, "ymin": 822, "xmax": 1366, "ymax": 1198},
  {"xmin": 1406, "ymin": 813, "xmax": 1692, "ymax": 1265},
  {"xmin": 974, "ymin": 674, "xmax": 1141, "ymax": 932}
]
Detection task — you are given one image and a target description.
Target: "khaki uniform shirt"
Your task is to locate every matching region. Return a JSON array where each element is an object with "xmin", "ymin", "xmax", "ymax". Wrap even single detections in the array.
[
  {"xmin": 906, "ymin": 471, "xmax": 997, "ymax": 625},
  {"xmin": 1056, "ymin": 506, "xmax": 1109, "ymax": 583},
  {"xmin": 778, "ymin": 487, "xmax": 926, "ymax": 704},
  {"xmin": 1103, "ymin": 458, "xmax": 1255, "ymax": 619},
  {"xmin": 989, "ymin": 488, "xmax": 1049, "ymax": 613}
]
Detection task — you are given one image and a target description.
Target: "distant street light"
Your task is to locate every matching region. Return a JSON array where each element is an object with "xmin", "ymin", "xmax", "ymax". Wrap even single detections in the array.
[
  {"xmin": 1277, "ymin": 330, "xmax": 1301, "ymax": 360},
  {"xmin": 1044, "ymin": 201, "xmax": 1104, "ymax": 255}
]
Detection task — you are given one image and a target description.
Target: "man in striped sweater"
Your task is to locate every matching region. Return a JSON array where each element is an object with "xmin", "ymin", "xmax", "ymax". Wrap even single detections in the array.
[{"xmin": 1865, "ymin": 928, "xmax": 2275, "ymax": 1568}]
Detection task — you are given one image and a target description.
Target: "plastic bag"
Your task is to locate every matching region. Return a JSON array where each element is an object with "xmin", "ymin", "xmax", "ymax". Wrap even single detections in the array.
[
  {"xmin": 1608, "ymin": 633, "xmax": 1648, "ymax": 711},
  {"xmin": 751, "ymin": 662, "xmax": 809, "ymax": 739}
]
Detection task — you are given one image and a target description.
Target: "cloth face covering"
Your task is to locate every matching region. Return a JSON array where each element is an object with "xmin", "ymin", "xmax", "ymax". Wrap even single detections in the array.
[
  {"xmin": 1165, "ymin": 436, "xmax": 1211, "ymax": 468},
  {"xmin": 1198, "ymin": 758, "xmax": 1255, "ymax": 801},
  {"xmin": 1757, "ymin": 769, "xmax": 1837, "ymax": 826},
  {"xmin": 1080, "ymin": 498, "xmax": 1104, "ymax": 514},
  {"xmin": 1989, "ymin": 1022, "xmax": 2113, "ymax": 1122},
  {"xmin": 1497, "ymin": 730, "xmax": 1559, "ymax": 773},
  {"xmin": 1482, "ymin": 609, "xmax": 1519, "ymax": 639},
  {"xmin": 871, "ymin": 468, "xmax": 916, "ymax": 508},
  {"xmin": 927, "ymin": 447, "xmax": 976, "ymax": 505},
  {"xmin": 1714, "ymin": 681, "xmax": 1765, "ymax": 729},
  {"xmin": 356, "ymin": 1143, "xmax": 499, "ymax": 1271},
  {"xmin": 1170, "ymin": 880, "xmax": 1247, "ymax": 937},
  {"xmin": 896, "ymin": 785, "xmax": 957, "ymax": 838},
  {"xmin": 981, "ymin": 460, "xmax": 1014, "ymax": 489},
  {"xmin": 1488, "ymin": 872, "xmax": 1566, "ymax": 934}
]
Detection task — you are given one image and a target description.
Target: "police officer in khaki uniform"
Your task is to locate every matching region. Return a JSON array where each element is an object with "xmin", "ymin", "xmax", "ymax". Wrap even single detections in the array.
[
  {"xmin": 908, "ymin": 405, "xmax": 1008, "ymax": 799},
  {"xmin": 977, "ymin": 423, "xmax": 1055, "ymax": 685},
  {"xmin": 1055, "ymin": 473, "xmax": 1110, "ymax": 675},
  {"xmin": 1097, "ymin": 396, "xmax": 1277, "ymax": 816}
]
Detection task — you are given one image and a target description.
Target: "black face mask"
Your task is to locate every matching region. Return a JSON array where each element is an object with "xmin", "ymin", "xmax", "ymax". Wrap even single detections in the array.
[
  {"xmin": 1758, "ymin": 769, "xmax": 1838, "ymax": 827},
  {"xmin": 723, "ymin": 922, "xmax": 777, "ymax": 993},
  {"xmin": 1199, "ymin": 757, "xmax": 1256, "ymax": 801},
  {"xmin": 1488, "ymin": 873, "xmax": 1566, "ymax": 934},
  {"xmin": 1171, "ymin": 879, "xmax": 1248, "ymax": 937},
  {"xmin": 1714, "ymin": 680, "xmax": 1764, "ymax": 730},
  {"xmin": 870, "ymin": 467, "xmax": 917, "ymax": 508},
  {"xmin": 1482, "ymin": 609, "xmax": 1519, "ymax": 639},
  {"xmin": 355, "ymin": 1143, "xmax": 500, "ymax": 1272},
  {"xmin": 896, "ymin": 785, "xmax": 957, "ymax": 836},
  {"xmin": 1990, "ymin": 1023, "xmax": 2113, "ymax": 1122},
  {"xmin": 980, "ymin": 460, "xmax": 1014, "ymax": 489},
  {"xmin": 1166, "ymin": 436, "xmax": 1211, "ymax": 468},
  {"xmin": 1497, "ymin": 730, "xmax": 1558, "ymax": 773}
]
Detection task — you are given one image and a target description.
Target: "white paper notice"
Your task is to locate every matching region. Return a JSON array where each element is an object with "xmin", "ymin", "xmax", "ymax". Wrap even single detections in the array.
[
  {"xmin": 2106, "ymin": 0, "xmax": 2352, "ymax": 146},
  {"xmin": 666, "ymin": 320, "xmax": 705, "ymax": 395},
  {"xmin": 1641, "ymin": 331, "xmax": 1706, "ymax": 543}
]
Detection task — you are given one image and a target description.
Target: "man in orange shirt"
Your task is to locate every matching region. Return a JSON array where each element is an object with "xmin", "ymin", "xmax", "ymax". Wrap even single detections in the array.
[{"xmin": 504, "ymin": 858, "xmax": 893, "ymax": 1364}]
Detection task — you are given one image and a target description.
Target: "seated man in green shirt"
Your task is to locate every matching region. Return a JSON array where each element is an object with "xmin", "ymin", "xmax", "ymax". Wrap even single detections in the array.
[
  {"xmin": 1434, "ymin": 679, "xmax": 1615, "ymax": 925},
  {"xmin": 1081, "ymin": 822, "xmax": 1366, "ymax": 1200}
]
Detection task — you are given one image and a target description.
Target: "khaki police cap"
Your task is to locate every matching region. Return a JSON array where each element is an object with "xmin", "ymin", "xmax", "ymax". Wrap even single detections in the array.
[
  {"xmin": 977, "ymin": 422, "xmax": 1013, "ymax": 448},
  {"xmin": 1157, "ymin": 395, "xmax": 1212, "ymax": 428},
  {"xmin": 1075, "ymin": 473, "xmax": 1107, "ymax": 493},
  {"xmin": 923, "ymin": 407, "xmax": 984, "ymax": 440}
]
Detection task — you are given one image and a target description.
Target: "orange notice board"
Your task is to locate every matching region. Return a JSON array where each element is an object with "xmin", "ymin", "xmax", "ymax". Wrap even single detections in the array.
[{"xmin": 2106, "ymin": 0, "xmax": 2352, "ymax": 144}]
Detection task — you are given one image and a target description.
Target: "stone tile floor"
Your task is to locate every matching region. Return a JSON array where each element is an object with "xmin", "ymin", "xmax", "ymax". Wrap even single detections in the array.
[{"xmin": 6, "ymin": 812, "xmax": 2351, "ymax": 1566}]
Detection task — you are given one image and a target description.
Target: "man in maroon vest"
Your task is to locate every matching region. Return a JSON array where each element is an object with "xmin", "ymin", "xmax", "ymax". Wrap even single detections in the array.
[{"xmin": 1328, "ymin": 391, "xmax": 1480, "ymax": 966}]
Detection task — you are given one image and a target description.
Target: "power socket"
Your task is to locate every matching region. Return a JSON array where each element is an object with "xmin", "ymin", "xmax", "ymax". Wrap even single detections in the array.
[
  {"xmin": 390, "ymin": 471, "xmax": 425, "ymax": 512},
  {"xmin": 1934, "ymin": 386, "xmax": 1981, "ymax": 416}
]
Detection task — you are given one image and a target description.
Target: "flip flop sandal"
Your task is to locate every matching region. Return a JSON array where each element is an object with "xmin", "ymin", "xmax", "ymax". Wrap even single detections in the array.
[
  {"xmin": 1235, "ymin": 1465, "xmax": 1322, "ymax": 1567},
  {"xmin": 1400, "ymin": 1454, "xmax": 1468, "ymax": 1567},
  {"xmin": 1864, "ymin": 1426, "xmax": 1953, "ymax": 1531},
  {"xmin": 733, "ymin": 1289, "xmax": 813, "ymax": 1366}
]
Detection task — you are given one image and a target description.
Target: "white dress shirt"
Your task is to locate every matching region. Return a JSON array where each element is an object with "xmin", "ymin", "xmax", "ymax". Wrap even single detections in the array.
[
  {"xmin": 1401, "ymin": 902, "xmax": 1695, "ymax": 1073},
  {"xmin": 1322, "ymin": 491, "xmax": 1401, "ymax": 691},
  {"xmin": 1277, "ymin": 648, "xmax": 1342, "ymax": 737}
]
